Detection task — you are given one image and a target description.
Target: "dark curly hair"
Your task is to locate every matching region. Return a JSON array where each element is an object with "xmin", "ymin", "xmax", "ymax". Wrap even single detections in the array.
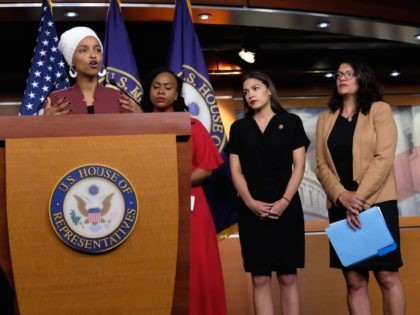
[
  {"xmin": 140, "ymin": 67, "xmax": 188, "ymax": 113},
  {"xmin": 242, "ymin": 71, "xmax": 287, "ymax": 118},
  {"xmin": 328, "ymin": 57, "xmax": 383, "ymax": 115}
]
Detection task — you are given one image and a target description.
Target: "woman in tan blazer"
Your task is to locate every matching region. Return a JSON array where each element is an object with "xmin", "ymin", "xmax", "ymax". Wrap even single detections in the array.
[{"xmin": 315, "ymin": 57, "xmax": 405, "ymax": 315}]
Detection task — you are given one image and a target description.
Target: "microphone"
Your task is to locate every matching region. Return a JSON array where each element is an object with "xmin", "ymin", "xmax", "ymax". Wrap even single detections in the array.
[
  {"xmin": 108, "ymin": 79, "xmax": 141, "ymax": 105},
  {"xmin": 53, "ymin": 74, "xmax": 70, "ymax": 89},
  {"xmin": 48, "ymin": 74, "xmax": 69, "ymax": 96},
  {"xmin": 58, "ymin": 74, "xmax": 68, "ymax": 81}
]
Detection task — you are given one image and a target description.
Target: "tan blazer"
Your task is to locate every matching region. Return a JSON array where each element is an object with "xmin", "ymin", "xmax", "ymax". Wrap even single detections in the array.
[{"xmin": 315, "ymin": 101, "xmax": 398, "ymax": 209}]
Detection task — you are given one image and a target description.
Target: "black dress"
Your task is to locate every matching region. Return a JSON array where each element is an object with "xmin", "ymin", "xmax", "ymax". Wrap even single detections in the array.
[
  {"xmin": 226, "ymin": 112, "xmax": 310, "ymax": 274},
  {"xmin": 327, "ymin": 114, "xmax": 403, "ymax": 270}
]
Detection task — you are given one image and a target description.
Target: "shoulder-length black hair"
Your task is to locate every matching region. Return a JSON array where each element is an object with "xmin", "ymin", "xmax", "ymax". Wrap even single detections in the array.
[
  {"xmin": 328, "ymin": 57, "xmax": 383, "ymax": 114},
  {"xmin": 140, "ymin": 67, "xmax": 188, "ymax": 113},
  {"xmin": 242, "ymin": 71, "xmax": 287, "ymax": 118}
]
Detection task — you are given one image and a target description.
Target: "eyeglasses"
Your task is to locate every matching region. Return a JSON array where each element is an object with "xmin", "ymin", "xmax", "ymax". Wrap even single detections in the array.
[{"xmin": 334, "ymin": 71, "xmax": 355, "ymax": 80}]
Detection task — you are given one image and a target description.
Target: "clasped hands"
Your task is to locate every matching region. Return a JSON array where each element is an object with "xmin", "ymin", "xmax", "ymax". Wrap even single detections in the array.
[
  {"xmin": 338, "ymin": 190, "xmax": 366, "ymax": 230},
  {"xmin": 249, "ymin": 198, "xmax": 288, "ymax": 220}
]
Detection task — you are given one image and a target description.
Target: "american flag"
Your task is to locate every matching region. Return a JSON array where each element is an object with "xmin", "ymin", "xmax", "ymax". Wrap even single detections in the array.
[{"xmin": 20, "ymin": 0, "xmax": 69, "ymax": 115}]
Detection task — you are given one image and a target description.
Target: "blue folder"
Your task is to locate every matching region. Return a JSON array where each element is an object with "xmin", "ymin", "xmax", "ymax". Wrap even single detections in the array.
[{"xmin": 325, "ymin": 206, "xmax": 397, "ymax": 267}]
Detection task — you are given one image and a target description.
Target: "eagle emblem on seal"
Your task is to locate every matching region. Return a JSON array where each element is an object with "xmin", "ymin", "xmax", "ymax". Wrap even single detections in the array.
[{"xmin": 73, "ymin": 184, "xmax": 114, "ymax": 225}]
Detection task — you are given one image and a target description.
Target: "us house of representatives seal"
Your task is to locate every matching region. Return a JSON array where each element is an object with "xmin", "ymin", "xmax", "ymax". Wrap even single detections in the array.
[{"xmin": 49, "ymin": 164, "xmax": 138, "ymax": 254}]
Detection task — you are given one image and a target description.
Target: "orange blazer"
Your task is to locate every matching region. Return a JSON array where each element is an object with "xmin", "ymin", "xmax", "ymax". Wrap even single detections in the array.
[{"xmin": 315, "ymin": 101, "xmax": 398, "ymax": 209}]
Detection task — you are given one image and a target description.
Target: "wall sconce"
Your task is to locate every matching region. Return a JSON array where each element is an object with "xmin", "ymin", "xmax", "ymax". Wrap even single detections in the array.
[
  {"xmin": 238, "ymin": 48, "xmax": 256, "ymax": 64},
  {"xmin": 238, "ymin": 29, "xmax": 259, "ymax": 64}
]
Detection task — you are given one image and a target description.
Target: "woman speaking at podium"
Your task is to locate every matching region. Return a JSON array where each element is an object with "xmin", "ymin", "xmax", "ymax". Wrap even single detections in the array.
[
  {"xmin": 141, "ymin": 67, "xmax": 228, "ymax": 315},
  {"xmin": 42, "ymin": 26, "xmax": 140, "ymax": 115}
]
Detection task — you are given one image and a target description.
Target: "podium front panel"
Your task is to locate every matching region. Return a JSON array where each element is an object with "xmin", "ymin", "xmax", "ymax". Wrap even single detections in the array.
[{"xmin": 6, "ymin": 134, "xmax": 180, "ymax": 315}]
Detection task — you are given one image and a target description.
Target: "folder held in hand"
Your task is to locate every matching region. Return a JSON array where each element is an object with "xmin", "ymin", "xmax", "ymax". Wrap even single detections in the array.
[{"xmin": 325, "ymin": 206, "xmax": 397, "ymax": 267}]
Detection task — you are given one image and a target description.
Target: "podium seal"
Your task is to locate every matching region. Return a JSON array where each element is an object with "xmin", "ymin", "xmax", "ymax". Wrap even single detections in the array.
[{"xmin": 49, "ymin": 164, "xmax": 138, "ymax": 253}]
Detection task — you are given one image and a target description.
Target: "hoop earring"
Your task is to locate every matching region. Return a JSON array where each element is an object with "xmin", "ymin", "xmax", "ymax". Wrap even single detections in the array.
[
  {"xmin": 69, "ymin": 67, "xmax": 77, "ymax": 78},
  {"xmin": 98, "ymin": 67, "xmax": 107, "ymax": 77}
]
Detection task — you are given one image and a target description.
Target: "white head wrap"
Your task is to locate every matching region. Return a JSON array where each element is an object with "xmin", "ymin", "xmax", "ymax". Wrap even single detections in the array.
[{"xmin": 58, "ymin": 26, "xmax": 103, "ymax": 67}]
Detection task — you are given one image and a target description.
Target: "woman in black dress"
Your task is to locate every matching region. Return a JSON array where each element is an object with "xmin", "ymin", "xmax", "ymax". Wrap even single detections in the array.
[
  {"xmin": 315, "ymin": 57, "xmax": 405, "ymax": 314},
  {"xmin": 226, "ymin": 71, "xmax": 309, "ymax": 315}
]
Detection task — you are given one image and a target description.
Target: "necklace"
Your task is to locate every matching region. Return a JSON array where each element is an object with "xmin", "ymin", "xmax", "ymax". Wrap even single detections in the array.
[{"xmin": 341, "ymin": 110, "xmax": 357, "ymax": 122}]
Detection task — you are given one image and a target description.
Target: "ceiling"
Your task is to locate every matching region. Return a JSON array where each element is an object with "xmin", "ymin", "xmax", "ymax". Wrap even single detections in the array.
[{"xmin": 1, "ymin": 1, "xmax": 420, "ymax": 102}]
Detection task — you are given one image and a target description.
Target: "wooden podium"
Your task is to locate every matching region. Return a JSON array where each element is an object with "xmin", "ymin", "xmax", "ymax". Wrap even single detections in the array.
[{"xmin": 0, "ymin": 113, "xmax": 191, "ymax": 315}]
